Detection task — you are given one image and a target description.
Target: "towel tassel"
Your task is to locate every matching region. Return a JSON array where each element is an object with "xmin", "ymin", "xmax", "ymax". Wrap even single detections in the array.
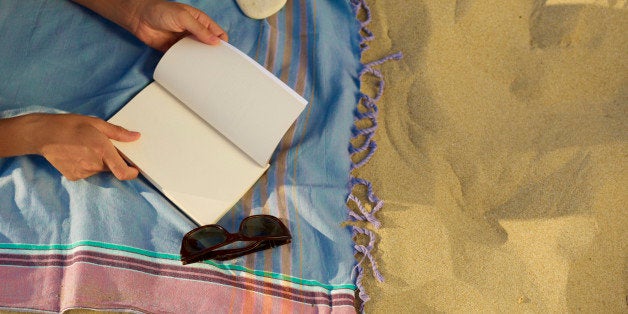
[{"xmin": 348, "ymin": 0, "xmax": 403, "ymax": 311}]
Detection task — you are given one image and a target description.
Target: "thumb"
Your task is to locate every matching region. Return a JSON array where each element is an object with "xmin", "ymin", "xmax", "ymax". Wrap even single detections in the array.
[{"xmin": 93, "ymin": 120, "xmax": 141, "ymax": 142}]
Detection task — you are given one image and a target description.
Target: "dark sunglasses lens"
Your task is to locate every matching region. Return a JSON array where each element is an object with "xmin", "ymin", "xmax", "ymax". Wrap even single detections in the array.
[
  {"xmin": 184, "ymin": 226, "xmax": 228, "ymax": 253},
  {"xmin": 241, "ymin": 216, "xmax": 287, "ymax": 237}
]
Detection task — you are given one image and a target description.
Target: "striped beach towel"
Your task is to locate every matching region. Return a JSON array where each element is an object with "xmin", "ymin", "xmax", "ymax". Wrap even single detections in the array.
[{"xmin": 0, "ymin": 0, "xmax": 366, "ymax": 312}]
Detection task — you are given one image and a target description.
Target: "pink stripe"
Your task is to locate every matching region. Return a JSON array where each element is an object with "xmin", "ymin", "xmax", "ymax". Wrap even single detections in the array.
[
  {"xmin": 0, "ymin": 264, "xmax": 356, "ymax": 313},
  {"xmin": 0, "ymin": 251, "xmax": 351, "ymax": 305}
]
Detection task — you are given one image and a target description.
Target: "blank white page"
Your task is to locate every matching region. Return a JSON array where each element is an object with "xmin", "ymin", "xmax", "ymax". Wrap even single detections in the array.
[
  {"xmin": 154, "ymin": 37, "xmax": 307, "ymax": 166},
  {"xmin": 109, "ymin": 82, "xmax": 268, "ymax": 225}
]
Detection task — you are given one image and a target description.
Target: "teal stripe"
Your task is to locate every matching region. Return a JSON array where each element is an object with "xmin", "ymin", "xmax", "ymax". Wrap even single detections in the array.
[
  {"xmin": 0, "ymin": 241, "xmax": 356, "ymax": 291},
  {"xmin": 0, "ymin": 241, "xmax": 178, "ymax": 260}
]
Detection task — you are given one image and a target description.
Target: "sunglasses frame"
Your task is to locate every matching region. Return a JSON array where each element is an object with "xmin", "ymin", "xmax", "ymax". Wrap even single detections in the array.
[{"xmin": 180, "ymin": 215, "xmax": 291, "ymax": 265}]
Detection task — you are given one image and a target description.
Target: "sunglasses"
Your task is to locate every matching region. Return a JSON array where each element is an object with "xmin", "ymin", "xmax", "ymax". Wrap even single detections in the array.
[{"xmin": 180, "ymin": 215, "xmax": 292, "ymax": 265}]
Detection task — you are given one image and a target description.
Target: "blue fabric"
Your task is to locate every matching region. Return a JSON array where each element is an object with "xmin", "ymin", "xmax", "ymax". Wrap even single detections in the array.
[{"xmin": 0, "ymin": 0, "xmax": 361, "ymax": 294}]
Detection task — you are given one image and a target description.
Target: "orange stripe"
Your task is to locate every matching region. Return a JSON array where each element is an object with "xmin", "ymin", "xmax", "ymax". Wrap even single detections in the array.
[
  {"xmin": 243, "ymin": 190, "xmax": 255, "ymax": 273},
  {"xmin": 290, "ymin": 0, "xmax": 315, "ymax": 283},
  {"xmin": 239, "ymin": 190, "xmax": 253, "ymax": 217},
  {"xmin": 281, "ymin": 284, "xmax": 295, "ymax": 313},
  {"xmin": 261, "ymin": 178, "xmax": 273, "ymax": 272},
  {"xmin": 253, "ymin": 23, "xmax": 264, "ymax": 64},
  {"xmin": 227, "ymin": 283, "xmax": 238, "ymax": 313},
  {"xmin": 241, "ymin": 286, "xmax": 256, "ymax": 313},
  {"xmin": 279, "ymin": 0, "xmax": 294, "ymax": 84},
  {"xmin": 295, "ymin": 0, "xmax": 309, "ymax": 96},
  {"xmin": 274, "ymin": 0, "xmax": 296, "ymax": 199},
  {"xmin": 265, "ymin": 14, "xmax": 279, "ymax": 75},
  {"xmin": 242, "ymin": 28, "xmax": 267, "ymax": 270},
  {"xmin": 259, "ymin": 12, "xmax": 280, "ymax": 304},
  {"xmin": 261, "ymin": 277, "xmax": 275, "ymax": 314},
  {"xmin": 240, "ymin": 14, "xmax": 280, "ymax": 291},
  {"xmin": 275, "ymin": 0, "xmax": 296, "ymax": 277},
  {"xmin": 260, "ymin": 176, "xmax": 271, "ymax": 216},
  {"xmin": 260, "ymin": 14, "xmax": 278, "ymax": 218}
]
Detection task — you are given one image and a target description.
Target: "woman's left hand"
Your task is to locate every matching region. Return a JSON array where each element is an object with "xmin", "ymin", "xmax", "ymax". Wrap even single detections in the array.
[
  {"xmin": 129, "ymin": 0, "xmax": 228, "ymax": 51},
  {"xmin": 73, "ymin": 0, "xmax": 228, "ymax": 51}
]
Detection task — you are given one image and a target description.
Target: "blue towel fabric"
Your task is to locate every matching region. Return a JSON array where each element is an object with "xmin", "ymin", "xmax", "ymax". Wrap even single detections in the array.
[{"xmin": 0, "ymin": 1, "xmax": 362, "ymax": 312}]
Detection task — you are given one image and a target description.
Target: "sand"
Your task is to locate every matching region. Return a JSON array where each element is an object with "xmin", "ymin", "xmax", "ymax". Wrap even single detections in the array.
[
  {"xmin": 355, "ymin": 0, "xmax": 626, "ymax": 312},
  {"xmin": 5, "ymin": 1, "xmax": 625, "ymax": 313}
]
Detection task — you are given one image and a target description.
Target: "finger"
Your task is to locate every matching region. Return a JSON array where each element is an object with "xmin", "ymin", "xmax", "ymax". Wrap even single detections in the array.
[
  {"xmin": 213, "ymin": 23, "xmax": 228, "ymax": 42},
  {"xmin": 75, "ymin": 170, "xmax": 101, "ymax": 181},
  {"xmin": 64, "ymin": 174, "xmax": 81, "ymax": 182},
  {"xmin": 180, "ymin": 7, "xmax": 227, "ymax": 44},
  {"xmin": 200, "ymin": 15, "xmax": 228, "ymax": 42},
  {"xmin": 92, "ymin": 119, "xmax": 141, "ymax": 142},
  {"xmin": 62, "ymin": 168, "xmax": 99, "ymax": 181},
  {"xmin": 102, "ymin": 144, "xmax": 139, "ymax": 181},
  {"xmin": 56, "ymin": 165, "xmax": 81, "ymax": 181},
  {"xmin": 179, "ymin": 13, "xmax": 219, "ymax": 45},
  {"xmin": 46, "ymin": 153, "xmax": 103, "ymax": 181},
  {"xmin": 79, "ymin": 158, "xmax": 108, "ymax": 173}
]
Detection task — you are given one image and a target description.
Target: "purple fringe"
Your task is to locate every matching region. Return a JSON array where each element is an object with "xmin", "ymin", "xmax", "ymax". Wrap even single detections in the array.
[
  {"xmin": 352, "ymin": 226, "xmax": 385, "ymax": 304},
  {"xmin": 349, "ymin": 0, "xmax": 402, "ymax": 311}
]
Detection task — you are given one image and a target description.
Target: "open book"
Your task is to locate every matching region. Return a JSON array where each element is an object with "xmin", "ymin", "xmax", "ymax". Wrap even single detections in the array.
[{"xmin": 108, "ymin": 37, "xmax": 307, "ymax": 226}]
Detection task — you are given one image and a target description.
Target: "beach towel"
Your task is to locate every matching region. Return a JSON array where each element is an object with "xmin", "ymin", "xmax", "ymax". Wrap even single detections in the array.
[{"xmin": 0, "ymin": 1, "xmax": 365, "ymax": 312}]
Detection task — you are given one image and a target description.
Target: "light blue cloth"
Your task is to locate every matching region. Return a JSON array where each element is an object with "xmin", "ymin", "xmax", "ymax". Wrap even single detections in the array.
[{"xmin": 0, "ymin": 0, "xmax": 361, "ymax": 302}]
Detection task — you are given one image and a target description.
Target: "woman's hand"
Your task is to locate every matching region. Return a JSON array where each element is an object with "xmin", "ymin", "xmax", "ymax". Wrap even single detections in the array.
[
  {"xmin": 129, "ymin": 0, "xmax": 228, "ymax": 51},
  {"xmin": 0, "ymin": 114, "xmax": 141, "ymax": 181},
  {"xmin": 34, "ymin": 114, "xmax": 141, "ymax": 181},
  {"xmin": 73, "ymin": 0, "xmax": 228, "ymax": 51}
]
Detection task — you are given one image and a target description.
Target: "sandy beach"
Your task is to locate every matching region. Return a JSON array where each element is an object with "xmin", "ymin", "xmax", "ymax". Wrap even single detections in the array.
[{"xmin": 355, "ymin": 0, "xmax": 626, "ymax": 312}]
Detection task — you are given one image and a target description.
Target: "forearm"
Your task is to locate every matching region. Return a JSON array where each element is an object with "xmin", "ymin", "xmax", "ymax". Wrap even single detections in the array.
[
  {"xmin": 0, "ymin": 113, "xmax": 141, "ymax": 180},
  {"xmin": 71, "ymin": 0, "xmax": 144, "ymax": 33},
  {"xmin": 73, "ymin": 0, "xmax": 226, "ymax": 51},
  {"xmin": 0, "ymin": 114, "xmax": 41, "ymax": 158}
]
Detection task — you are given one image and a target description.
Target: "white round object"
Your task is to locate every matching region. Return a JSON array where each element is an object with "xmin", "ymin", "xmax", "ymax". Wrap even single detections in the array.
[{"xmin": 235, "ymin": 0, "xmax": 288, "ymax": 19}]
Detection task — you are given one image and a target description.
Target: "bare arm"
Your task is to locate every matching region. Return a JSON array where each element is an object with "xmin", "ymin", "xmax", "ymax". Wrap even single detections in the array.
[
  {"xmin": 72, "ymin": 0, "xmax": 228, "ymax": 51},
  {"xmin": 0, "ymin": 114, "xmax": 40, "ymax": 158},
  {"xmin": 0, "ymin": 1, "xmax": 229, "ymax": 181},
  {"xmin": 0, "ymin": 114, "xmax": 140, "ymax": 181}
]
